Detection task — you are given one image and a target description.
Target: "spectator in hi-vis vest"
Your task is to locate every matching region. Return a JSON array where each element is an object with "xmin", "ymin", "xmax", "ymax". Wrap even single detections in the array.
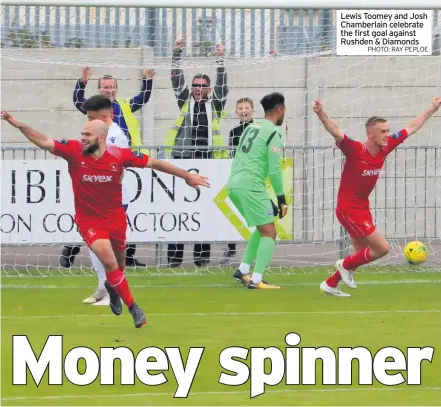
[
  {"xmin": 165, "ymin": 37, "xmax": 229, "ymax": 268},
  {"xmin": 59, "ymin": 67, "xmax": 154, "ymax": 270}
]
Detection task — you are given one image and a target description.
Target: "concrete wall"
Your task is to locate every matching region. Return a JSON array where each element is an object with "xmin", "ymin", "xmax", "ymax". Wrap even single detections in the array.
[
  {"xmin": 1, "ymin": 48, "xmax": 440, "ymax": 241},
  {"xmin": 2, "ymin": 48, "xmax": 440, "ymax": 147}
]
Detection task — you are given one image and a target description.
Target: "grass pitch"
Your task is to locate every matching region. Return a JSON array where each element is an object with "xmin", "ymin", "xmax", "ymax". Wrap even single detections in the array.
[{"xmin": 1, "ymin": 269, "xmax": 440, "ymax": 406}]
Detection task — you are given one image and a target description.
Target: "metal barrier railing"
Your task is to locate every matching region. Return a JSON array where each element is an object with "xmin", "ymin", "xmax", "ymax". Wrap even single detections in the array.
[{"xmin": 2, "ymin": 144, "xmax": 439, "ymax": 252}]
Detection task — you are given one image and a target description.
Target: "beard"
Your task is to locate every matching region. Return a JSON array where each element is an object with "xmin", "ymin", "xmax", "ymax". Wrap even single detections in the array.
[
  {"xmin": 276, "ymin": 116, "xmax": 285, "ymax": 126},
  {"xmin": 83, "ymin": 141, "xmax": 100, "ymax": 155}
]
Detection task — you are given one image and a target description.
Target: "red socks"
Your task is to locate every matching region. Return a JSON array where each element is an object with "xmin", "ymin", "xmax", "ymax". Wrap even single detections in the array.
[
  {"xmin": 105, "ymin": 268, "xmax": 134, "ymax": 308},
  {"xmin": 326, "ymin": 271, "xmax": 341, "ymax": 288},
  {"xmin": 343, "ymin": 247, "xmax": 372, "ymax": 271},
  {"xmin": 327, "ymin": 248, "xmax": 373, "ymax": 288}
]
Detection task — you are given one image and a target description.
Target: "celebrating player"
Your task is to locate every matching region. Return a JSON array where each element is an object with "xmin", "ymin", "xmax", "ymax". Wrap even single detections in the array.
[
  {"xmin": 1, "ymin": 111, "xmax": 210, "ymax": 327},
  {"xmin": 314, "ymin": 97, "xmax": 441, "ymax": 297},
  {"xmin": 61, "ymin": 66, "xmax": 155, "ymax": 270},
  {"xmin": 80, "ymin": 94, "xmax": 134, "ymax": 306},
  {"xmin": 227, "ymin": 92, "xmax": 288, "ymax": 289}
]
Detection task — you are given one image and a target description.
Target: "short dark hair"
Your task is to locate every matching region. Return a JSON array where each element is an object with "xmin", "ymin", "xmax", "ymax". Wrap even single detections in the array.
[
  {"xmin": 260, "ymin": 92, "xmax": 285, "ymax": 113},
  {"xmin": 365, "ymin": 116, "xmax": 387, "ymax": 128},
  {"xmin": 192, "ymin": 73, "xmax": 211, "ymax": 86},
  {"xmin": 236, "ymin": 97, "xmax": 254, "ymax": 109},
  {"xmin": 98, "ymin": 75, "xmax": 118, "ymax": 88},
  {"xmin": 82, "ymin": 94, "xmax": 112, "ymax": 112}
]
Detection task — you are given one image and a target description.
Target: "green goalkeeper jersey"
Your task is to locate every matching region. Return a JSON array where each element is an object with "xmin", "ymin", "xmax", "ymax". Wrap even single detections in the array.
[{"xmin": 227, "ymin": 119, "xmax": 284, "ymax": 196}]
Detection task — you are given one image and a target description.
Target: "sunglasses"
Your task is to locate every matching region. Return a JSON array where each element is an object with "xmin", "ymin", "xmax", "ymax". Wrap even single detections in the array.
[{"xmin": 192, "ymin": 83, "xmax": 209, "ymax": 88}]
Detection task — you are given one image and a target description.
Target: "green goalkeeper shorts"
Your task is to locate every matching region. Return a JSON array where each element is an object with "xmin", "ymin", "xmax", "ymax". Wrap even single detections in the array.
[{"xmin": 227, "ymin": 188, "xmax": 275, "ymax": 228}]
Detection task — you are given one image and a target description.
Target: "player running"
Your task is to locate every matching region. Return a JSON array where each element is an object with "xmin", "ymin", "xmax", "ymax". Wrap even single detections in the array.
[
  {"xmin": 227, "ymin": 92, "xmax": 288, "ymax": 289},
  {"xmin": 1, "ymin": 111, "xmax": 210, "ymax": 327},
  {"xmin": 80, "ymin": 94, "xmax": 134, "ymax": 306},
  {"xmin": 314, "ymin": 97, "xmax": 441, "ymax": 297}
]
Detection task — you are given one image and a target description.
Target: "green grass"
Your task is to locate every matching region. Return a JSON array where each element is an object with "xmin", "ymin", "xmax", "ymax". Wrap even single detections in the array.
[{"xmin": 1, "ymin": 270, "xmax": 441, "ymax": 406}]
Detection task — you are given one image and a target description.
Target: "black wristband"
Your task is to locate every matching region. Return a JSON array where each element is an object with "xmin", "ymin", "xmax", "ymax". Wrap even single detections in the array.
[{"xmin": 277, "ymin": 195, "xmax": 286, "ymax": 206}]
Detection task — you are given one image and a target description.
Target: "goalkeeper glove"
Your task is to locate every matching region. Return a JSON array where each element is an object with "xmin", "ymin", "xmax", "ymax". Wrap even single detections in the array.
[{"xmin": 277, "ymin": 195, "xmax": 288, "ymax": 219}]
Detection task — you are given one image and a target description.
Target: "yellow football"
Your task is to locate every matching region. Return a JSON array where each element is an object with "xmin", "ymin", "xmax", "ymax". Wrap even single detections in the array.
[{"xmin": 403, "ymin": 241, "xmax": 428, "ymax": 265}]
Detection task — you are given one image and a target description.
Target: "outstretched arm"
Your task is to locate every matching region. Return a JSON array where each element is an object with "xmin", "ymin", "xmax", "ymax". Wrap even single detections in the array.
[
  {"xmin": 146, "ymin": 158, "xmax": 210, "ymax": 191},
  {"xmin": 313, "ymin": 100, "xmax": 344, "ymax": 144},
  {"xmin": 171, "ymin": 37, "xmax": 190, "ymax": 110},
  {"xmin": 212, "ymin": 44, "xmax": 228, "ymax": 113},
  {"xmin": 73, "ymin": 67, "xmax": 90, "ymax": 115},
  {"xmin": 129, "ymin": 69, "xmax": 154, "ymax": 113},
  {"xmin": 1, "ymin": 111, "xmax": 54, "ymax": 152},
  {"xmin": 405, "ymin": 97, "xmax": 441, "ymax": 136}
]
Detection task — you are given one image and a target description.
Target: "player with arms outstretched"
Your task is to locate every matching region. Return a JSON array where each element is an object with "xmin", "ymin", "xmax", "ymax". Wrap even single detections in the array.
[
  {"xmin": 227, "ymin": 92, "xmax": 288, "ymax": 289},
  {"xmin": 80, "ymin": 94, "xmax": 134, "ymax": 306},
  {"xmin": 314, "ymin": 97, "xmax": 441, "ymax": 297},
  {"xmin": 1, "ymin": 111, "xmax": 210, "ymax": 326}
]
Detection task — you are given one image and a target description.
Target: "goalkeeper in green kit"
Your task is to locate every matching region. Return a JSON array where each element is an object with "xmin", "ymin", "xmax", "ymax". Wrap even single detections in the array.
[{"xmin": 227, "ymin": 92, "xmax": 288, "ymax": 289}]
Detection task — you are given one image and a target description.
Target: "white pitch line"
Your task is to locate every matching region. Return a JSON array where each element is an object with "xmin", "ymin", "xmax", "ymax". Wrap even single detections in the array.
[
  {"xmin": 1, "ymin": 279, "xmax": 441, "ymax": 290},
  {"xmin": 1, "ymin": 309, "xmax": 440, "ymax": 320},
  {"xmin": 2, "ymin": 386, "xmax": 440, "ymax": 401}
]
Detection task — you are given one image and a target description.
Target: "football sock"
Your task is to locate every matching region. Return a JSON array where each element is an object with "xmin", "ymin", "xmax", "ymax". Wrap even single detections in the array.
[
  {"xmin": 251, "ymin": 272, "xmax": 263, "ymax": 284},
  {"xmin": 251, "ymin": 237, "xmax": 275, "ymax": 282},
  {"xmin": 241, "ymin": 229, "xmax": 261, "ymax": 271},
  {"xmin": 238, "ymin": 263, "xmax": 250, "ymax": 274},
  {"xmin": 89, "ymin": 248, "xmax": 106, "ymax": 291},
  {"xmin": 326, "ymin": 271, "xmax": 341, "ymax": 288},
  {"xmin": 105, "ymin": 268, "xmax": 134, "ymax": 308},
  {"xmin": 343, "ymin": 247, "xmax": 373, "ymax": 271}
]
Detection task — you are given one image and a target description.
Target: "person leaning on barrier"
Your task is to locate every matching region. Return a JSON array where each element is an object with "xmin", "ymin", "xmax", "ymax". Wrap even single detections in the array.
[
  {"xmin": 164, "ymin": 36, "xmax": 229, "ymax": 268},
  {"xmin": 59, "ymin": 67, "xmax": 155, "ymax": 269}
]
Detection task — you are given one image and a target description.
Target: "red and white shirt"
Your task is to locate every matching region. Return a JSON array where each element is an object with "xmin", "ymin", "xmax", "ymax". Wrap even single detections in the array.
[
  {"xmin": 336, "ymin": 129, "xmax": 408, "ymax": 211},
  {"xmin": 52, "ymin": 140, "xmax": 148, "ymax": 222}
]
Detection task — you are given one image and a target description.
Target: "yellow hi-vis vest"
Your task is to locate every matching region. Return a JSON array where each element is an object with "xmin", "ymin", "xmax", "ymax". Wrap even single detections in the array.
[
  {"xmin": 117, "ymin": 98, "xmax": 149, "ymax": 155},
  {"xmin": 164, "ymin": 100, "xmax": 228, "ymax": 159}
]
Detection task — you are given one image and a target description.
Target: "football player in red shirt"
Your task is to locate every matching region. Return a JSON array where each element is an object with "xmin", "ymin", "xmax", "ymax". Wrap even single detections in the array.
[
  {"xmin": 313, "ymin": 97, "xmax": 440, "ymax": 297},
  {"xmin": 1, "ymin": 112, "xmax": 210, "ymax": 326}
]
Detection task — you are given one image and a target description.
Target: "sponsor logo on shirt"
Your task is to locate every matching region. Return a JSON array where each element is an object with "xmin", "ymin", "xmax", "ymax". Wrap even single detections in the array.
[
  {"xmin": 272, "ymin": 147, "xmax": 282, "ymax": 152},
  {"xmin": 82, "ymin": 174, "xmax": 113, "ymax": 183},
  {"xmin": 132, "ymin": 151, "xmax": 144, "ymax": 158},
  {"xmin": 392, "ymin": 130, "xmax": 404, "ymax": 139},
  {"xmin": 361, "ymin": 169, "xmax": 383, "ymax": 177}
]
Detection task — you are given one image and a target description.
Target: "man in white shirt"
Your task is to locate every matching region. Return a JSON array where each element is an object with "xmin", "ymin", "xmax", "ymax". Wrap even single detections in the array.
[{"xmin": 80, "ymin": 94, "xmax": 136, "ymax": 305}]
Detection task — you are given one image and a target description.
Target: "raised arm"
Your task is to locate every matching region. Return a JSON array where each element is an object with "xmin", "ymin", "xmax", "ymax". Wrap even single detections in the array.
[
  {"xmin": 73, "ymin": 67, "xmax": 90, "ymax": 115},
  {"xmin": 1, "ymin": 111, "xmax": 54, "ymax": 152},
  {"xmin": 171, "ymin": 37, "xmax": 190, "ymax": 110},
  {"xmin": 129, "ymin": 69, "xmax": 154, "ymax": 113},
  {"xmin": 313, "ymin": 100, "xmax": 344, "ymax": 144},
  {"xmin": 404, "ymin": 97, "xmax": 441, "ymax": 136},
  {"xmin": 212, "ymin": 44, "xmax": 229, "ymax": 113}
]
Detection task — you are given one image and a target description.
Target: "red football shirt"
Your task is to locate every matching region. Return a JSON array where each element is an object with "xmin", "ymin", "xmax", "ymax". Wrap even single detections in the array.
[
  {"xmin": 52, "ymin": 140, "xmax": 149, "ymax": 221},
  {"xmin": 336, "ymin": 129, "xmax": 408, "ymax": 211}
]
